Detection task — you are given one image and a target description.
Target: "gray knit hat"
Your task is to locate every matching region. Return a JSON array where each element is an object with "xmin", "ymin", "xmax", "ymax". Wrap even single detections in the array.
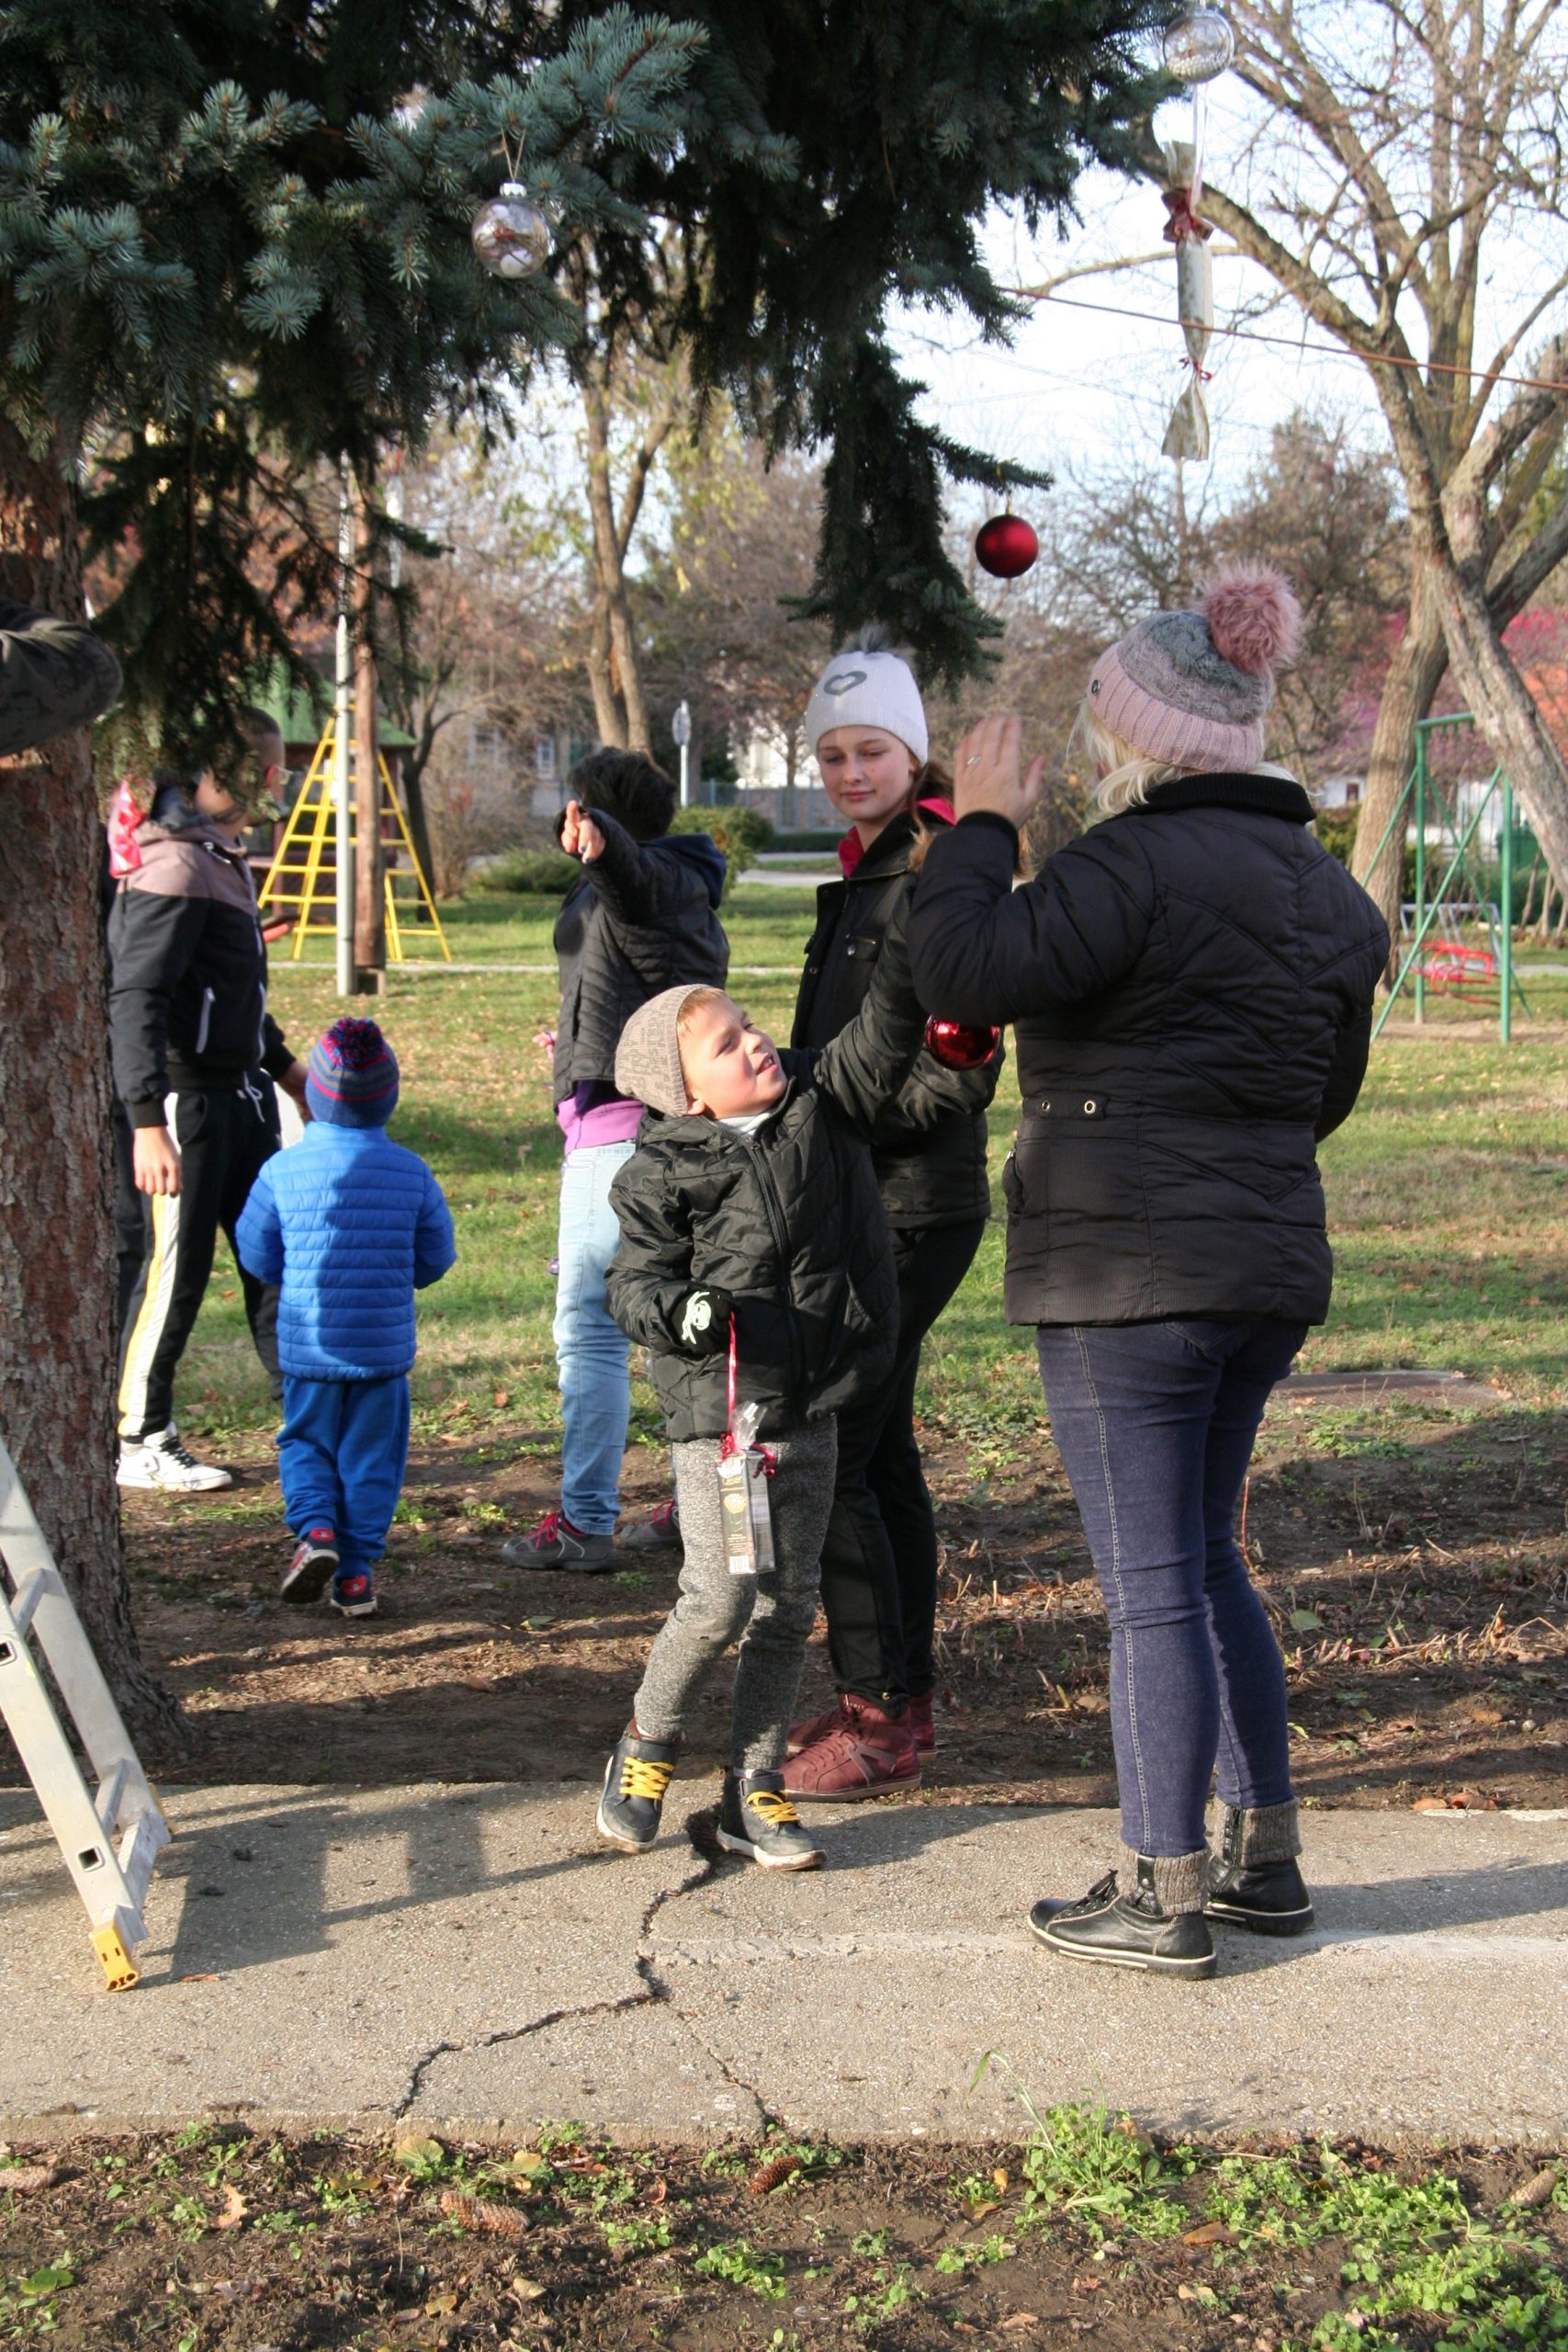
[
  {"xmin": 615, "ymin": 985, "xmax": 707, "ymax": 1115},
  {"xmin": 1087, "ymin": 566, "xmax": 1302, "ymax": 772}
]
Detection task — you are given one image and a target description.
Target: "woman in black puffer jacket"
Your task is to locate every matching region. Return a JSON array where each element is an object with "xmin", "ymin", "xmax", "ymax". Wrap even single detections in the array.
[
  {"xmin": 907, "ymin": 569, "xmax": 1388, "ymax": 1981},
  {"xmin": 782, "ymin": 639, "xmax": 1004, "ymax": 1804}
]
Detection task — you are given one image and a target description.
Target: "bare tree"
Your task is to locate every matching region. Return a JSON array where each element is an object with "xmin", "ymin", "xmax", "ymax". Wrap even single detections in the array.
[{"xmin": 1134, "ymin": 1, "xmax": 1568, "ymax": 933}]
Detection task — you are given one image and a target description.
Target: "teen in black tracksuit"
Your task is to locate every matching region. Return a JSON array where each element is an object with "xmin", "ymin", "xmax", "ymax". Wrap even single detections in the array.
[{"xmin": 109, "ymin": 784, "xmax": 307, "ymax": 1487}]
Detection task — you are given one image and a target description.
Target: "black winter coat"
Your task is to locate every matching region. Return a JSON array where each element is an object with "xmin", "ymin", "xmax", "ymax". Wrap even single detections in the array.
[
  {"xmin": 108, "ymin": 820, "xmax": 295, "ymax": 1125},
  {"xmin": 906, "ymin": 776, "xmax": 1389, "ymax": 1328},
  {"xmin": 607, "ymin": 928, "xmax": 926, "ymax": 1441},
  {"xmin": 552, "ymin": 811, "xmax": 728, "ymax": 1102},
  {"xmin": 792, "ymin": 810, "xmax": 1001, "ymax": 1229}
]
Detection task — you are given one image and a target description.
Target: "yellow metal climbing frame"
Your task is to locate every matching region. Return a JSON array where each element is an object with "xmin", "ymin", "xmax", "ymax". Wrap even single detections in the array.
[{"xmin": 257, "ymin": 718, "xmax": 450, "ymax": 962}]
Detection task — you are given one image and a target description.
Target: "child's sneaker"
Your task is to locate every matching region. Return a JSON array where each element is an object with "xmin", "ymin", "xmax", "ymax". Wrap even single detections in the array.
[
  {"xmin": 500, "ymin": 1510, "xmax": 617, "ymax": 1572},
  {"xmin": 596, "ymin": 1728, "xmax": 680, "ymax": 1852},
  {"xmin": 280, "ymin": 1527, "xmax": 339, "ymax": 1605},
  {"xmin": 328, "ymin": 1571, "xmax": 378, "ymax": 1619},
  {"xmin": 717, "ymin": 1770, "xmax": 824, "ymax": 1871},
  {"xmin": 117, "ymin": 1426, "xmax": 232, "ymax": 1492}
]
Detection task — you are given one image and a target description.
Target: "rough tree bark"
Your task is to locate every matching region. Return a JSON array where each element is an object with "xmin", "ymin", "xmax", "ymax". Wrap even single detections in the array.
[
  {"xmin": 0, "ymin": 417, "xmax": 175, "ymax": 1736},
  {"xmin": 1352, "ymin": 561, "xmax": 1448, "ymax": 950}
]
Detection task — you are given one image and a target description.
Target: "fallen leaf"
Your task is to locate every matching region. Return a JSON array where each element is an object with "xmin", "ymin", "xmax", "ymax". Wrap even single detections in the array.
[
  {"xmin": 1182, "ymin": 2220, "xmax": 1232, "ymax": 2245},
  {"xmin": 1071, "ymin": 2277, "xmax": 1104, "ymax": 2293},
  {"xmin": 992, "ymin": 2165, "xmax": 1010, "ymax": 2191},
  {"xmin": 215, "ymin": 2184, "xmax": 247, "ymax": 2231},
  {"xmin": 644, "ymin": 2177, "xmax": 667, "ymax": 2206},
  {"xmin": 424, "ymin": 2290, "xmax": 459, "ymax": 2314},
  {"xmin": 392, "ymin": 2133, "xmax": 444, "ymax": 2171},
  {"xmin": 1289, "ymin": 1608, "xmax": 1324, "ymax": 1634},
  {"xmin": 176, "ymin": 1973, "xmax": 223, "ymax": 1984},
  {"xmin": 1413, "ymin": 1797, "xmax": 1450, "ymax": 1813},
  {"xmin": 1000, "ymin": 2316, "xmax": 1040, "ymax": 2331},
  {"xmin": 0, "ymin": 2166, "xmax": 60, "ymax": 2195},
  {"xmin": 457, "ymin": 1677, "xmax": 498, "ymax": 1693},
  {"xmin": 1511, "ymin": 2166, "xmax": 1559, "ymax": 2209},
  {"xmin": 965, "ymin": 2198, "xmax": 1000, "ymax": 2222},
  {"xmin": 493, "ymin": 1390, "xmax": 511, "ymax": 1408},
  {"xmin": 505, "ymin": 2277, "xmax": 547, "ymax": 2304}
]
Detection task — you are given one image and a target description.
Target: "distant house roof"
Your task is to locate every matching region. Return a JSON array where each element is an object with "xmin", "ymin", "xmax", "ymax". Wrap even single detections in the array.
[{"xmin": 248, "ymin": 661, "xmax": 414, "ymax": 751}]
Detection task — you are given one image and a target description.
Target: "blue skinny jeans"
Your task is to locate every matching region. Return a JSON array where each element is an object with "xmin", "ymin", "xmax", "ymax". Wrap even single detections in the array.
[
  {"xmin": 1035, "ymin": 1317, "xmax": 1306, "ymax": 1857},
  {"xmin": 553, "ymin": 1139, "xmax": 636, "ymax": 1534}
]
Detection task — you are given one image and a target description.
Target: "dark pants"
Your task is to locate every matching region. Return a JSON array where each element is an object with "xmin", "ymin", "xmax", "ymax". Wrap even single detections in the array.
[
  {"xmin": 817, "ymin": 1216, "xmax": 987, "ymax": 1706},
  {"xmin": 1035, "ymin": 1317, "xmax": 1306, "ymax": 1858},
  {"xmin": 112, "ymin": 1100, "xmax": 152, "ymax": 1340},
  {"xmin": 118, "ymin": 1080, "xmax": 282, "ymax": 1439},
  {"xmin": 279, "ymin": 1373, "xmax": 411, "ymax": 1580}
]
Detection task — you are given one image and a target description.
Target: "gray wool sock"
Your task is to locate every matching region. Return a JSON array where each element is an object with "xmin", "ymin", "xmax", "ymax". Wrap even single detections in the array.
[
  {"xmin": 1125, "ymin": 1844, "xmax": 1210, "ymax": 1915},
  {"xmin": 1220, "ymin": 1799, "xmax": 1302, "ymax": 1865}
]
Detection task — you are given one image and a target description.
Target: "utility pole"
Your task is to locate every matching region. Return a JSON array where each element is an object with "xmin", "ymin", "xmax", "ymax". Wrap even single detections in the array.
[{"xmin": 672, "ymin": 697, "xmax": 692, "ymax": 808}]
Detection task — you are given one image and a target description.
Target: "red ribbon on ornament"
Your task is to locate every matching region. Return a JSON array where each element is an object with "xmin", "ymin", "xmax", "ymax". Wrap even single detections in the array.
[
  {"xmin": 1181, "ymin": 357, "xmax": 1215, "ymax": 382},
  {"xmin": 1162, "ymin": 187, "xmax": 1215, "ymax": 244},
  {"xmin": 721, "ymin": 1316, "xmax": 776, "ymax": 1475}
]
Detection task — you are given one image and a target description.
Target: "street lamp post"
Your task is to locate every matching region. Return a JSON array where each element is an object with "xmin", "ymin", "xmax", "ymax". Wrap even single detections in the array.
[{"xmin": 672, "ymin": 697, "xmax": 693, "ymax": 808}]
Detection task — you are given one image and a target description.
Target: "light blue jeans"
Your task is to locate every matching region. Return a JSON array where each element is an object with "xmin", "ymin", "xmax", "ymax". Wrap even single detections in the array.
[{"xmin": 554, "ymin": 1139, "xmax": 636, "ymax": 1534}]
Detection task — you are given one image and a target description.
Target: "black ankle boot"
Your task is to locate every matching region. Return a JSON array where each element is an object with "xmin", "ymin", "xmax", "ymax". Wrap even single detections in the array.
[
  {"xmin": 1029, "ymin": 1857, "xmax": 1215, "ymax": 1980},
  {"xmin": 1205, "ymin": 1804, "xmax": 1314, "ymax": 1936}
]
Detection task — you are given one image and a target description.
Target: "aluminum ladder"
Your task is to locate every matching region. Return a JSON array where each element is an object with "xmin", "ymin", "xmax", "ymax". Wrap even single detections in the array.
[{"xmin": 0, "ymin": 1438, "xmax": 170, "ymax": 1989}]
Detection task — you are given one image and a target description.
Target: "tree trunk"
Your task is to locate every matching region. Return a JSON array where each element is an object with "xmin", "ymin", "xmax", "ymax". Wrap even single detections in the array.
[
  {"xmin": 0, "ymin": 421, "xmax": 176, "ymax": 1739},
  {"xmin": 1352, "ymin": 557, "xmax": 1449, "ymax": 956},
  {"xmin": 1429, "ymin": 553, "xmax": 1568, "ymax": 895},
  {"xmin": 352, "ymin": 486, "xmax": 385, "ymax": 987},
  {"xmin": 400, "ymin": 746, "xmax": 436, "ymax": 898},
  {"xmin": 581, "ymin": 368, "xmax": 649, "ymax": 752},
  {"xmin": 585, "ymin": 590, "xmax": 626, "ymax": 748}
]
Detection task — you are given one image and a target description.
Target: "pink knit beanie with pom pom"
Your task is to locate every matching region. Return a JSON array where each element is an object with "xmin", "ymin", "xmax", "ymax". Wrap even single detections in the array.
[{"xmin": 1086, "ymin": 564, "xmax": 1303, "ymax": 774}]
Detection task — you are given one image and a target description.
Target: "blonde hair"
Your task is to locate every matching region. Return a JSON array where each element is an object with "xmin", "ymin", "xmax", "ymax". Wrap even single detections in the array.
[{"xmin": 1068, "ymin": 699, "xmax": 1194, "ymax": 816}]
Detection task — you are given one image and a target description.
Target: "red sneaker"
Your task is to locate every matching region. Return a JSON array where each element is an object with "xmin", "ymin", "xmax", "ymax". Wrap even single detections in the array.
[
  {"xmin": 907, "ymin": 1690, "xmax": 938, "ymax": 1754},
  {"xmin": 280, "ymin": 1526, "xmax": 339, "ymax": 1606},
  {"xmin": 781, "ymin": 1692, "xmax": 921, "ymax": 1802},
  {"xmin": 786, "ymin": 1698, "xmax": 846, "ymax": 1758}
]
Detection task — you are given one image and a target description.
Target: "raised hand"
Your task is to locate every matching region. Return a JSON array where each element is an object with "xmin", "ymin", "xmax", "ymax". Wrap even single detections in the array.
[
  {"xmin": 951, "ymin": 716, "xmax": 1046, "ymax": 831},
  {"xmin": 561, "ymin": 798, "xmax": 606, "ymax": 864}
]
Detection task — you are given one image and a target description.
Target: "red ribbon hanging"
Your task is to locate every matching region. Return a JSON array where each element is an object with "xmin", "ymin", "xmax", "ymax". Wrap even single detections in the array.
[{"xmin": 721, "ymin": 1316, "xmax": 775, "ymax": 1475}]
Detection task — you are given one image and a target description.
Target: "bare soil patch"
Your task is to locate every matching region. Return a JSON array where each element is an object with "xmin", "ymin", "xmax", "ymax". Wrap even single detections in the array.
[{"xmin": 88, "ymin": 1390, "xmax": 1568, "ymax": 1814}]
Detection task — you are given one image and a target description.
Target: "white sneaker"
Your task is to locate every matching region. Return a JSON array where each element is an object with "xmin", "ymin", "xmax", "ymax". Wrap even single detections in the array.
[{"xmin": 117, "ymin": 1427, "xmax": 233, "ymax": 1492}]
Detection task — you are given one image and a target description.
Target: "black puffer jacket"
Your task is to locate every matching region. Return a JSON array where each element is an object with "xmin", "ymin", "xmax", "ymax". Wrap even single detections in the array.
[
  {"xmin": 553, "ymin": 811, "xmax": 728, "ymax": 1102},
  {"xmin": 906, "ymin": 776, "xmax": 1389, "ymax": 1328},
  {"xmin": 793, "ymin": 810, "xmax": 1002, "ymax": 1228},
  {"xmin": 607, "ymin": 929, "xmax": 925, "ymax": 1441}
]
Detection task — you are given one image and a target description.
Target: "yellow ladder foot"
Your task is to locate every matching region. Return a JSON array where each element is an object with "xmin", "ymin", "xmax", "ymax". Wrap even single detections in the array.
[{"xmin": 92, "ymin": 1924, "xmax": 140, "ymax": 1992}]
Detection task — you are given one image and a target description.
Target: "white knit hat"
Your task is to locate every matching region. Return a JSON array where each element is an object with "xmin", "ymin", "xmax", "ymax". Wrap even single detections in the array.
[{"xmin": 804, "ymin": 646, "xmax": 929, "ymax": 763}]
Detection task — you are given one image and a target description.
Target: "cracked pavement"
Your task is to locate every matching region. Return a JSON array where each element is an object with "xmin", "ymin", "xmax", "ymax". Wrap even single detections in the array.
[{"xmin": 1, "ymin": 1783, "xmax": 1564, "ymax": 2145}]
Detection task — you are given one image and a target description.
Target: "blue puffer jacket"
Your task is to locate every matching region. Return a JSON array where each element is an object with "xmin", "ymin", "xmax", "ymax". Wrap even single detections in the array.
[{"xmin": 236, "ymin": 1125, "xmax": 457, "ymax": 1380}]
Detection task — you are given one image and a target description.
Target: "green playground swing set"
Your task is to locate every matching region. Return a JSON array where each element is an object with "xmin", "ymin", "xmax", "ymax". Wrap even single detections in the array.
[{"xmin": 1360, "ymin": 713, "xmax": 1531, "ymax": 1043}]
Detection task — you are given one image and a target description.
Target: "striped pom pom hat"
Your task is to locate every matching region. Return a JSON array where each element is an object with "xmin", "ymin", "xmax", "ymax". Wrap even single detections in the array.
[
  {"xmin": 305, "ymin": 1017, "xmax": 400, "ymax": 1128},
  {"xmin": 1086, "ymin": 564, "xmax": 1303, "ymax": 773}
]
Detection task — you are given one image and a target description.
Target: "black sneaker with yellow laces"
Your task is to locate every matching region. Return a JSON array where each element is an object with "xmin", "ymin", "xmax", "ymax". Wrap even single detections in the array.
[
  {"xmin": 717, "ymin": 1770, "xmax": 824, "ymax": 1871},
  {"xmin": 596, "ymin": 1728, "xmax": 679, "ymax": 1853}
]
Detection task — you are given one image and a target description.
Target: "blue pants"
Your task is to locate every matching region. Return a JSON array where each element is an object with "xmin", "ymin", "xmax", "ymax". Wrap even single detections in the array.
[
  {"xmin": 278, "ymin": 1374, "xmax": 411, "ymax": 1579},
  {"xmin": 553, "ymin": 1140, "xmax": 636, "ymax": 1534},
  {"xmin": 1035, "ymin": 1317, "xmax": 1307, "ymax": 1858}
]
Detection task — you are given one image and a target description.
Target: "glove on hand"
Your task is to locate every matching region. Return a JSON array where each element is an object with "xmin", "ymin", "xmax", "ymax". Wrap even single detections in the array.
[{"xmin": 673, "ymin": 1285, "xmax": 732, "ymax": 1354}]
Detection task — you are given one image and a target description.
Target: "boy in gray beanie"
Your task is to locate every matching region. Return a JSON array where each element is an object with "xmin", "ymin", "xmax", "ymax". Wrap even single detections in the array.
[{"xmin": 594, "ymin": 925, "xmax": 927, "ymax": 1871}]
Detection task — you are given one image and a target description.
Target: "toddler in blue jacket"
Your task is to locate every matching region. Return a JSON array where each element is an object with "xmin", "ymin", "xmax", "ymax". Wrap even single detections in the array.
[{"xmin": 236, "ymin": 1018, "xmax": 456, "ymax": 1617}]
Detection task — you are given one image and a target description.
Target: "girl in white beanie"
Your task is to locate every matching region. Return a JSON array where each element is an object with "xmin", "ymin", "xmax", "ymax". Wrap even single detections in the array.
[{"xmin": 780, "ymin": 637, "xmax": 1003, "ymax": 1803}]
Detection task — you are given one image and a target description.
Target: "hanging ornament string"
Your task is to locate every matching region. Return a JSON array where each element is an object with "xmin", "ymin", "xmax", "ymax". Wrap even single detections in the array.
[{"xmin": 721, "ymin": 1317, "xmax": 776, "ymax": 1476}]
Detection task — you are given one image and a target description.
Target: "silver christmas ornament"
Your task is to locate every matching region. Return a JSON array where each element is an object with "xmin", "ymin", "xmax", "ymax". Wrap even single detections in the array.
[
  {"xmin": 1162, "ymin": 6, "xmax": 1235, "ymax": 82},
  {"xmin": 470, "ymin": 183, "xmax": 551, "ymax": 279}
]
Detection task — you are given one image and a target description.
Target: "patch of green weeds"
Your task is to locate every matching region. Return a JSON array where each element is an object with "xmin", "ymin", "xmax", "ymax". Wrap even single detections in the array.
[
  {"xmin": 601, "ymin": 2213, "xmax": 673, "ymax": 2256},
  {"xmin": 693, "ymin": 2237, "xmax": 787, "ymax": 2299},
  {"xmin": 843, "ymin": 2258, "xmax": 922, "ymax": 2328},
  {"xmin": 167, "ymin": 2192, "xmax": 209, "ymax": 2240},
  {"xmin": 0, "ymin": 2256, "xmax": 76, "ymax": 2339},
  {"xmin": 697, "ymin": 2144, "xmax": 751, "ymax": 2181},
  {"xmin": 933, "ymin": 2233, "xmax": 1014, "ymax": 2276},
  {"xmin": 974, "ymin": 2069, "xmax": 1192, "ymax": 2241}
]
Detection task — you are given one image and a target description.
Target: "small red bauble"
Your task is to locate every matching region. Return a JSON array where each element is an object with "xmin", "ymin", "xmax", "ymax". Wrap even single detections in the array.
[
  {"xmin": 924, "ymin": 1014, "xmax": 1001, "ymax": 1069},
  {"xmin": 975, "ymin": 513, "xmax": 1039, "ymax": 579}
]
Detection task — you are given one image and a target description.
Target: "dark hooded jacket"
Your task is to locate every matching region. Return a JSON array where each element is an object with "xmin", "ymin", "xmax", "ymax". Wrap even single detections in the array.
[
  {"xmin": 606, "ymin": 922, "xmax": 926, "ymax": 1442},
  {"xmin": 905, "ymin": 775, "xmax": 1389, "ymax": 1329},
  {"xmin": 107, "ymin": 819, "xmax": 293, "ymax": 1126},
  {"xmin": 552, "ymin": 809, "xmax": 728, "ymax": 1102},
  {"xmin": 792, "ymin": 808, "xmax": 1001, "ymax": 1228}
]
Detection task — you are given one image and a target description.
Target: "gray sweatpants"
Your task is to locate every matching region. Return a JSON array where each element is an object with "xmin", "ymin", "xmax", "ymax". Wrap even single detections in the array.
[{"xmin": 633, "ymin": 1418, "xmax": 838, "ymax": 1775}]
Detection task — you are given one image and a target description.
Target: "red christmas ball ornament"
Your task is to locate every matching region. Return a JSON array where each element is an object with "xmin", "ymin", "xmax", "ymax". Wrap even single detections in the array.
[
  {"xmin": 924, "ymin": 1014, "xmax": 1001, "ymax": 1070},
  {"xmin": 975, "ymin": 513, "xmax": 1039, "ymax": 579}
]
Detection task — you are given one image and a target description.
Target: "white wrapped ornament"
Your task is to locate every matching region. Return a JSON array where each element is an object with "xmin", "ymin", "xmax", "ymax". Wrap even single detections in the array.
[{"xmin": 1159, "ymin": 141, "xmax": 1215, "ymax": 465}]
